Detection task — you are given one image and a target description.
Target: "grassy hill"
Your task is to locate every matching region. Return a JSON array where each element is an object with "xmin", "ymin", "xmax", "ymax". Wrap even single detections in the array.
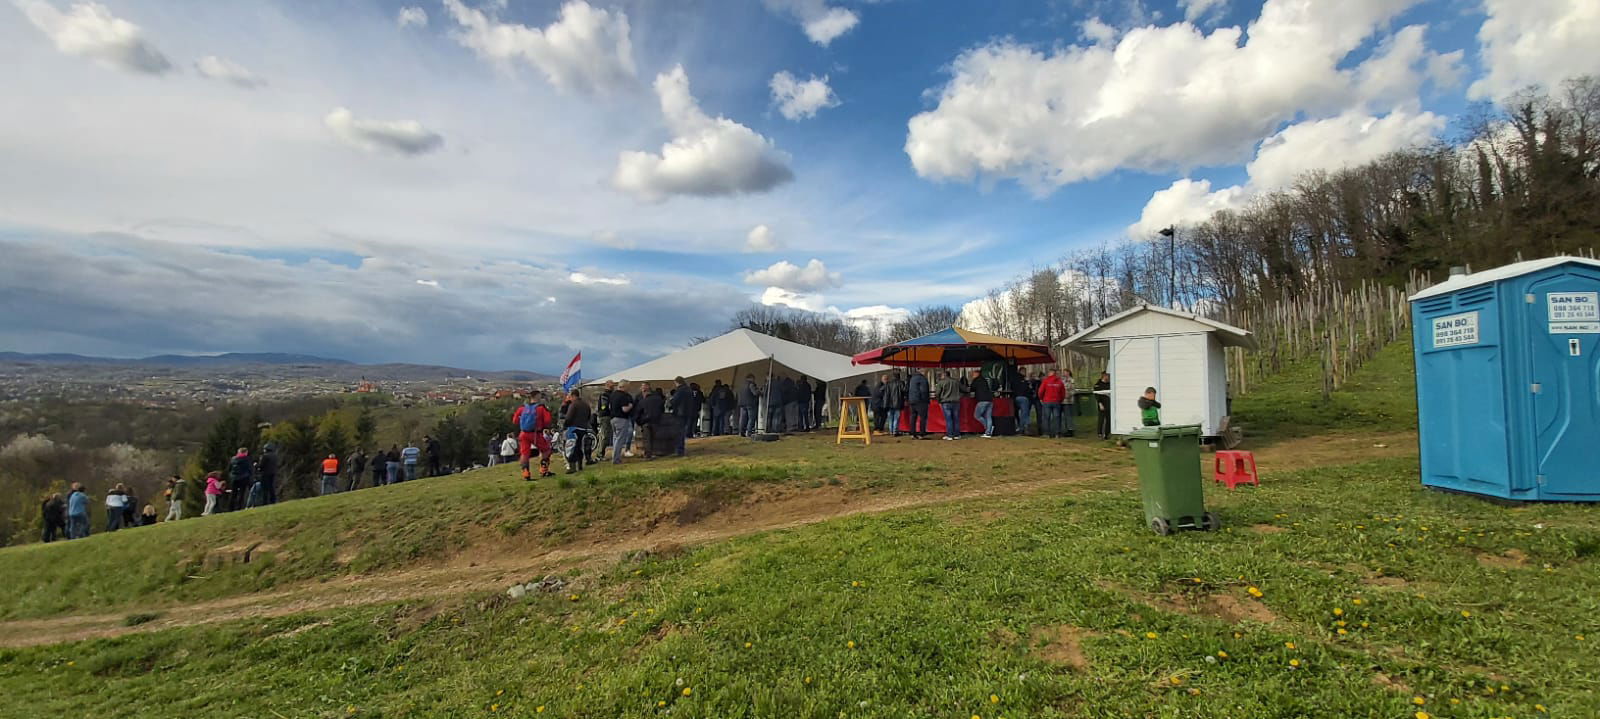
[{"xmin": 3, "ymin": 339, "xmax": 1598, "ymax": 718}]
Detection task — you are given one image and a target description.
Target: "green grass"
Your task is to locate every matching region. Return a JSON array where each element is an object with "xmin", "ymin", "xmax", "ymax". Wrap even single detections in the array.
[
  {"xmin": 0, "ymin": 434, "xmax": 1124, "ymax": 622},
  {"xmin": 1232, "ymin": 335, "xmax": 1419, "ymax": 439},
  {"xmin": 3, "ymin": 454, "xmax": 1598, "ymax": 718}
]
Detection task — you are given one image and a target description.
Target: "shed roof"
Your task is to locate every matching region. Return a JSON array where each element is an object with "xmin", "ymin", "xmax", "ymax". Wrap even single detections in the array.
[
  {"xmin": 588, "ymin": 328, "xmax": 889, "ymax": 385},
  {"xmin": 1058, "ymin": 304, "xmax": 1257, "ymax": 357},
  {"xmin": 1409, "ymin": 257, "xmax": 1600, "ymax": 302}
]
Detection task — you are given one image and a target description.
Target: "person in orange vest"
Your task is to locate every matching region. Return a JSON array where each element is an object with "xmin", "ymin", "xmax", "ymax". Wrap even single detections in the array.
[{"xmin": 320, "ymin": 454, "xmax": 341, "ymax": 496}]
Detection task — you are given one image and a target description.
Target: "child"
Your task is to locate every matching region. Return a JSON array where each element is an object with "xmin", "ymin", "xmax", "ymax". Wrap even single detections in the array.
[
  {"xmin": 1138, "ymin": 387, "xmax": 1162, "ymax": 426},
  {"xmin": 203, "ymin": 471, "xmax": 224, "ymax": 516}
]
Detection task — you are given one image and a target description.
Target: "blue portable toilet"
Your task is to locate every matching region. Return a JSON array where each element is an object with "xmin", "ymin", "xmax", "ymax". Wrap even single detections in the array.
[{"xmin": 1409, "ymin": 257, "xmax": 1600, "ymax": 500}]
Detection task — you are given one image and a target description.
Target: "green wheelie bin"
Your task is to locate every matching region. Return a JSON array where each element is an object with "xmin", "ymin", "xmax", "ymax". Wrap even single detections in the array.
[{"xmin": 1127, "ymin": 424, "xmax": 1218, "ymax": 535}]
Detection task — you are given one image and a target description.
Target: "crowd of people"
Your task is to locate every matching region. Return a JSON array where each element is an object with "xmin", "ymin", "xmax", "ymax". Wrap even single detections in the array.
[
  {"xmin": 36, "ymin": 365, "xmax": 1137, "ymax": 542},
  {"xmin": 846, "ymin": 365, "xmax": 1117, "ymax": 440}
]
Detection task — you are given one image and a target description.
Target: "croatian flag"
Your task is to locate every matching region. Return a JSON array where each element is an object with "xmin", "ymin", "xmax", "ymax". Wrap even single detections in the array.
[{"xmin": 560, "ymin": 352, "xmax": 581, "ymax": 393}]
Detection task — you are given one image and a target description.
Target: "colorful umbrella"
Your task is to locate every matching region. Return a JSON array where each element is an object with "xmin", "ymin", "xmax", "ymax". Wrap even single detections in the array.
[{"xmin": 851, "ymin": 327, "xmax": 1056, "ymax": 367}]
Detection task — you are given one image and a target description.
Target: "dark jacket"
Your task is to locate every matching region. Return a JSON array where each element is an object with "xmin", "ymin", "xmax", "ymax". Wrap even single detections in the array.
[
  {"xmin": 712, "ymin": 383, "xmax": 735, "ymax": 411},
  {"xmin": 596, "ymin": 391, "xmax": 613, "ymax": 418},
  {"xmin": 1021, "ymin": 377, "xmax": 1039, "ymax": 401},
  {"xmin": 425, "ymin": 437, "xmax": 441, "ymax": 459},
  {"xmin": 779, "ymin": 377, "xmax": 798, "ymax": 405},
  {"xmin": 882, "ymin": 378, "xmax": 907, "ymax": 410},
  {"xmin": 1138, "ymin": 397, "xmax": 1162, "ymax": 426},
  {"xmin": 798, "ymin": 379, "xmax": 813, "ymax": 404},
  {"xmin": 346, "ymin": 451, "xmax": 367, "ymax": 476},
  {"xmin": 690, "ymin": 388, "xmax": 705, "ymax": 419},
  {"xmin": 1094, "ymin": 378, "xmax": 1112, "ymax": 409},
  {"xmin": 668, "ymin": 384, "xmax": 694, "ymax": 419},
  {"xmin": 257, "ymin": 447, "xmax": 280, "ymax": 478},
  {"xmin": 907, "ymin": 372, "xmax": 930, "ymax": 404},
  {"xmin": 42, "ymin": 496, "xmax": 65, "ymax": 526},
  {"xmin": 970, "ymin": 376, "xmax": 994, "ymax": 402},
  {"xmin": 564, "ymin": 397, "xmax": 592, "ymax": 429},
  {"xmin": 869, "ymin": 381, "xmax": 885, "ymax": 411},
  {"xmin": 636, "ymin": 391, "xmax": 666, "ymax": 426},
  {"xmin": 228, "ymin": 454, "xmax": 253, "ymax": 483},
  {"xmin": 853, "ymin": 381, "xmax": 871, "ymax": 398},
  {"xmin": 608, "ymin": 389, "xmax": 636, "ymax": 420},
  {"xmin": 738, "ymin": 380, "xmax": 760, "ymax": 408}
]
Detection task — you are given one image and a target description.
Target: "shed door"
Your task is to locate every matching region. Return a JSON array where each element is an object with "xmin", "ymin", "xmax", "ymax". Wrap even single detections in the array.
[{"xmin": 1528, "ymin": 277, "xmax": 1600, "ymax": 495}]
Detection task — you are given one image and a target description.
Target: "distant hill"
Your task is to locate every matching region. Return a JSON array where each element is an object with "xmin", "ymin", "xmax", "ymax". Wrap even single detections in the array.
[{"xmin": 0, "ymin": 351, "xmax": 550, "ymax": 382}]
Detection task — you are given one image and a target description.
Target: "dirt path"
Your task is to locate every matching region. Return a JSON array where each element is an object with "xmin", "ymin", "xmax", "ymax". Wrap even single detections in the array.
[{"xmin": 0, "ymin": 432, "xmax": 1414, "ymax": 648}]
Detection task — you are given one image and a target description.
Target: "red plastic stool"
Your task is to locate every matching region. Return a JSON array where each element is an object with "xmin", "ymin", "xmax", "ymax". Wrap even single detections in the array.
[{"xmin": 1214, "ymin": 450, "xmax": 1259, "ymax": 489}]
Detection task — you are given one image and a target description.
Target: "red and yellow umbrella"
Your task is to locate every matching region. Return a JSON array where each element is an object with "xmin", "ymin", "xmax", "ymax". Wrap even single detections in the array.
[{"xmin": 852, "ymin": 327, "xmax": 1055, "ymax": 367}]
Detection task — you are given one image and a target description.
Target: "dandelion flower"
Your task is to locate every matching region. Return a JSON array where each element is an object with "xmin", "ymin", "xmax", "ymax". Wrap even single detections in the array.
[
  {"xmin": 1536, "ymin": 704, "xmax": 1548, "ymax": 713},
  {"xmin": 1461, "ymin": 610, "xmax": 1472, "ymax": 618},
  {"xmin": 851, "ymin": 581, "xmax": 860, "ymax": 587},
  {"xmin": 1169, "ymin": 676, "xmax": 1182, "ymax": 686},
  {"xmin": 1352, "ymin": 598, "xmax": 1364, "ymax": 605},
  {"xmin": 569, "ymin": 594, "xmax": 579, "ymax": 602},
  {"xmin": 1361, "ymin": 622, "xmax": 1370, "ymax": 628},
  {"xmin": 657, "ymin": 700, "xmax": 666, "ymax": 707},
  {"xmin": 536, "ymin": 706, "xmax": 545, "ymax": 713},
  {"xmin": 1145, "ymin": 632, "xmax": 1159, "ymax": 639},
  {"xmin": 1284, "ymin": 642, "xmax": 1296, "ymax": 649},
  {"xmin": 496, "ymin": 690, "xmax": 504, "ymax": 697},
  {"xmin": 1415, "ymin": 713, "xmax": 1431, "ymax": 719},
  {"xmin": 65, "ymin": 661, "xmax": 74, "ymax": 667},
  {"xmin": 1333, "ymin": 608, "xmax": 1344, "ymax": 616},
  {"xmin": 1413, "ymin": 697, "xmax": 1426, "ymax": 705},
  {"xmin": 804, "ymin": 677, "xmax": 812, "ymax": 685},
  {"xmin": 847, "ymin": 640, "xmax": 856, "ymax": 649},
  {"xmin": 490, "ymin": 705, "xmax": 499, "ymax": 712},
  {"xmin": 1246, "ymin": 587, "xmax": 1264, "ymax": 598},
  {"xmin": 744, "ymin": 642, "xmax": 753, "ymax": 649},
  {"xmin": 1289, "ymin": 659, "xmax": 1301, "ymax": 668},
  {"xmin": 1577, "ymin": 634, "xmax": 1586, "ymax": 641},
  {"xmin": 1337, "ymin": 628, "xmax": 1348, "ymax": 635},
  {"xmin": 1216, "ymin": 651, "xmax": 1228, "ymax": 659},
  {"xmin": 1335, "ymin": 620, "xmax": 1347, "ymax": 627},
  {"xmin": 990, "ymin": 694, "xmax": 999, "ymax": 703},
  {"xmin": 682, "ymin": 688, "xmax": 692, "ymax": 697}
]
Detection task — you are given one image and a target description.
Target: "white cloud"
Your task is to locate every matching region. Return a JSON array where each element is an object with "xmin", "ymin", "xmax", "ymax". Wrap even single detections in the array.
[
  {"xmin": 835, "ymin": 304, "xmax": 910, "ymax": 333},
  {"xmin": 759, "ymin": 286, "xmax": 826, "ymax": 313},
  {"xmin": 770, "ymin": 71, "xmax": 840, "ymax": 121},
  {"xmin": 397, "ymin": 6, "xmax": 428, "ymax": 28},
  {"xmin": 193, "ymin": 55, "xmax": 265, "ymax": 88},
  {"xmin": 17, "ymin": 1, "xmax": 172, "ymax": 74},
  {"xmin": 612, "ymin": 65, "xmax": 795, "ymax": 201},
  {"xmin": 1179, "ymin": 0, "xmax": 1226, "ymax": 23},
  {"xmin": 415, "ymin": 278, "xmax": 440, "ymax": 287},
  {"xmin": 324, "ymin": 107, "xmax": 444, "ymax": 156},
  {"xmin": 905, "ymin": 0, "xmax": 1455, "ymax": 194},
  {"xmin": 745, "ymin": 224, "xmax": 780, "ymax": 252},
  {"xmin": 591, "ymin": 231, "xmax": 635, "ymax": 250},
  {"xmin": 1469, "ymin": 0, "xmax": 1600, "ymax": 101},
  {"xmin": 568, "ymin": 270, "xmax": 629, "ymax": 286},
  {"xmin": 744, "ymin": 258, "xmax": 840, "ymax": 293},
  {"xmin": 442, "ymin": 0, "xmax": 635, "ymax": 95},
  {"xmin": 763, "ymin": 0, "xmax": 858, "ymax": 46},
  {"xmin": 1079, "ymin": 17, "xmax": 1116, "ymax": 45},
  {"xmin": 1129, "ymin": 109, "xmax": 1446, "ymax": 236}
]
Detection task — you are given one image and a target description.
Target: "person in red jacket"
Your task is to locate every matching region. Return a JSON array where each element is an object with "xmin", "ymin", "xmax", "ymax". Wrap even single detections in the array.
[
  {"xmin": 1037, "ymin": 369, "xmax": 1068, "ymax": 438},
  {"xmin": 513, "ymin": 391, "xmax": 556, "ymax": 480}
]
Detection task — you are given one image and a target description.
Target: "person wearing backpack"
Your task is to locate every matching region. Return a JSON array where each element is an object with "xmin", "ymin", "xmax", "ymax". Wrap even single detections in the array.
[
  {"xmin": 164, "ymin": 475, "xmax": 186, "ymax": 522},
  {"xmin": 513, "ymin": 391, "xmax": 556, "ymax": 480}
]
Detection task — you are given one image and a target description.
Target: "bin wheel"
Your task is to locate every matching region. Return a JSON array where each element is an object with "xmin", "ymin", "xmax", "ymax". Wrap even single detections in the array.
[
  {"xmin": 1150, "ymin": 517, "xmax": 1172, "ymax": 536},
  {"xmin": 1200, "ymin": 512, "xmax": 1220, "ymax": 531}
]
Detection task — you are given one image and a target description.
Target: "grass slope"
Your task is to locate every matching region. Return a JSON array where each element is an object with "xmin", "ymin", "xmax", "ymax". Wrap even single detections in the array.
[
  {"xmin": 3, "ymin": 454, "xmax": 1598, "ymax": 718},
  {"xmin": 1231, "ymin": 335, "xmax": 1419, "ymax": 438}
]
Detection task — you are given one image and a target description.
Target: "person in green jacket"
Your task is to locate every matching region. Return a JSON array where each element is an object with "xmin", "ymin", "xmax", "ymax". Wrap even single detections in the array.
[{"xmin": 1138, "ymin": 387, "xmax": 1162, "ymax": 426}]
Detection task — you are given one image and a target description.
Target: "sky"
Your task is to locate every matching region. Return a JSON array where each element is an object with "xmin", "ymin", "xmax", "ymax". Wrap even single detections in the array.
[{"xmin": 2, "ymin": 0, "xmax": 1597, "ymax": 374}]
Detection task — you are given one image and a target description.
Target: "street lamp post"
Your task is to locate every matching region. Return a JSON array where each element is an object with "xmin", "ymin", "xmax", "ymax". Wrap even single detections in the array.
[{"xmin": 1158, "ymin": 225, "xmax": 1176, "ymax": 308}]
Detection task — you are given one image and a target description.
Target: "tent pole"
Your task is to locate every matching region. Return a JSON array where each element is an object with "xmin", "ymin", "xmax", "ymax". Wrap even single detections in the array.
[{"xmin": 762, "ymin": 357, "xmax": 774, "ymax": 433}]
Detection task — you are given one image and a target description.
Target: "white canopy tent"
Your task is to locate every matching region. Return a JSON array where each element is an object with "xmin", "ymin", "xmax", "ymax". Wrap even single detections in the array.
[{"xmin": 587, "ymin": 329, "xmax": 891, "ymax": 430}]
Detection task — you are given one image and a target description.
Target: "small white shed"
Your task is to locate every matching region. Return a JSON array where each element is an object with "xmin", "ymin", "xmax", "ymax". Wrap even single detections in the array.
[{"xmin": 1059, "ymin": 305, "xmax": 1256, "ymax": 437}]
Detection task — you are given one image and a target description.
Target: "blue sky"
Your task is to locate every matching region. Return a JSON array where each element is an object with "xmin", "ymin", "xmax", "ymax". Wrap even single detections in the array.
[{"xmin": 2, "ymin": 0, "xmax": 1596, "ymax": 374}]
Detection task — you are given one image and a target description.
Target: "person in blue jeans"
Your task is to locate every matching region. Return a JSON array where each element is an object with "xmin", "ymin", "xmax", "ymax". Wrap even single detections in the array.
[
  {"xmin": 66, "ymin": 483, "xmax": 90, "ymax": 539},
  {"xmin": 1013, "ymin": 369, "xmax": 1034, "ymax": 437},
  {"xmin": 384, "ymin": 445, "xmax": 400, "ymax": 485},
  {"xmin": 401, "ymin": 443, "xmax": 420, "ymax": 481},
  {"xmin": 935, "ymin": 370, "xmax": 963, "ymax": 440},
  {"xmin": 969, "ymin": 369, "xmax": 995, "ymax": 438}
]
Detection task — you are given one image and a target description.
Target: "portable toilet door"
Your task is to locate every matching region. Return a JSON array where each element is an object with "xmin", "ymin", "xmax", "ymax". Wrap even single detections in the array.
[{"xmin": 1523, "ymin": 266, "xmax": 1600, "ymax": 498}]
